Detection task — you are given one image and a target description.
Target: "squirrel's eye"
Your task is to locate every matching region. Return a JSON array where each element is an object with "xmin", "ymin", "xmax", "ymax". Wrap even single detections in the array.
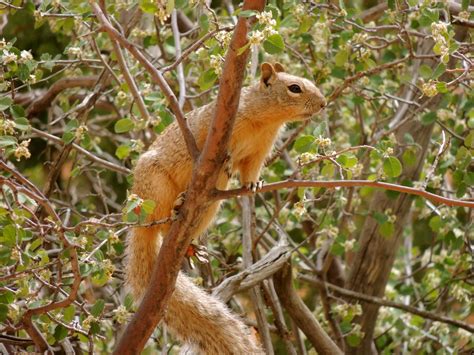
[{"xmin": 288, "ymin": 84, "xmax": 302, "ymax": 93}]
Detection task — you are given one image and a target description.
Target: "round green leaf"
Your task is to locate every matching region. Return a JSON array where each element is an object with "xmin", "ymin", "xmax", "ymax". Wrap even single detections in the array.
[
  {"xmin": 293, "ymin": 135, "xmax": 314, "ymax": 153},
  {"xmin": 383, "ymin": 156, "xmax": 402, "ymax": 178},
  {"xmin": 263, "ymin": 34, "xmax": 285, "ymax": 54},
  {"xmin": 0, "ymin": 97, "xmax": 13, "ymax": 111},
  {"xmin": 114, "ymin": 118, "xmax": 135, "ymax": 134}
]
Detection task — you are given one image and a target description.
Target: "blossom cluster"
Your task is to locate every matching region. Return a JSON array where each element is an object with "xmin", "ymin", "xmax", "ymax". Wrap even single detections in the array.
[{"xmin": 248, "ymin": 10, "xmax": 278, "ymax": 46}]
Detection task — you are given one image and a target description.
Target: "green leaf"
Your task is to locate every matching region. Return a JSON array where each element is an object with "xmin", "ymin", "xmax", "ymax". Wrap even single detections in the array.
[
  {"xmin": 142, "ymin": 200, "xmax": 156, "ymax": 214},
  {"xmin": 383, "ymin": 157, "xmax": 402, "ymax": 178},
  {"xmin": 63, "ymin": 305, "xmax": 75, "ymax": 323},
  {"xmin": 198, "ymin": 69, "xmax": 218, "ymax": 91},
  {"xmin": 421, "ymin": 112, "xmax": 437, "ymax": 125},
  {"xmin": 462, "ymin": 0, "xmax": 469, "ymax": 10},
  {"xmin": 379, "ymin": 221, "xmax": 395, "ymax": 238},
  {"xmin": 198, "ymin": 14, "xmax": 209, "ymax": 33},
  {"xmin": 432, "ymin": 63, "xmax": 446, "ymax": 79},
  {"xmin": 0, "ymin": 290, "xmax": 15, "ymax": 304},
  {"xmin": 90, "ymin": 321, "xmax": 100, "ymax": 335},
  {"xmin": 116, "ymin": 145, "xmax": 131, "ymax": 159},
  {"xmin": 61, "ymin": 131, "xmax": 75, "ymax": 144},
  {"xmin": 0, "ymin": 96, "xmax": 12, "ymax": 111},
  {"xmin": 166, "ymin": 0, "xmax": 174, "ymax": 13},
  {"xmin": 65, "ymin": 119, "xmax": 79, "ymax": 132},
  {"xmin": 90, "ymin": 299, "xmax": 105, "ymax": 317},
  {"xmin": 429, "ymin": 216, "xmax": 442, "ymax": 233},
  {"xmin": 2, "ymin": 225, "xmax": 16, "ymax": 246},
  {"xmin": 373, "ymin": 212, "xmax": 388, "ymax": 224},
  {"xmin": 465, "ymin": 130, "xmax": 474, "ymax": 149},
  {"xmin": 0, "ymin": 136, "xmax": 17, "ymax": 148},
  {"xmin": 14, "ymin": 117, "xmax": 30, "ymax": 131},
  {"xmin": 321, "ymin": 161, "xmax": 335, "ymax": 178},
  {"xmin": 0, "ymin": 304, "xmax": 8, "ymax": 323},
  {"xmin": 402, "ymin": 149, "xmax": 417, "ymax": 167},
  {"xmin": 237, "ymin": 43, "xmax": 250, "ymax": 56},
  {"xmin": 263, "ymin": 34, "xmax": 285, "ymax": 54},
  {"xmin": 139, "ymin": 0, "xmax": 157, "ymax": 13},
  {"xmin": 337, "ymin": 153, "xmax": 358, "ymax": 168},
  {"xmin": 419, "ymin": 64, "xmax": 432, "ymax": 79},
  {"xmin": 54, "ymin": 324, "xmax": 68, "ymax": 341},
  {"xmin": 293, "ymin": 135, "xmax": 314, "ymax": 153},
  {"xmin": 347, "ymin": 333, "xmax": 362, "ymax": 347},
  {"xmin": 330, "ymin": 242, "xmax": 345, "ymax": 256},
  {"xmin": 114, "ymin": 118, "xmax": 135, "ymax": 134},
  {"xmin": 436, "ymin": 82, "xmax": 448, "ymax": 93},
  {"xmin": 334, "ymin": 49, "xmax": 349, "ymax": 67},
  {"xmin": 239, "ymin": 10, "xmax": 258, "ymax": 17},
  {"xmin": 10, "ymin": 104, "xmax": 25, "ymax": 118}
]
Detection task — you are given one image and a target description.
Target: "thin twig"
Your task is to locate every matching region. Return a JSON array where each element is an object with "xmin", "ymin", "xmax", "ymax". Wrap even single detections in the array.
[{"xmin": 299, "ymin": 275, "xmax": 474, "ymax": 333}]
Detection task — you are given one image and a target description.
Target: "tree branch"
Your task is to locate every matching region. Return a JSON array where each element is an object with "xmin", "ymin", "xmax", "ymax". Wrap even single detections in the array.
[
  {"xmin": 299, "ymin": 275, "xmax": 474, "ymax": 334},
  {"xmin": 90, "ymin": 1, "xmax": 200, "ymax": 161},
  {"xmin": 273, "ymin": 261, "xmax": 343, "ymax": 354},
  {"xmin": 213, "ymin": 179, "xmax": 474, "ymax": 208}
]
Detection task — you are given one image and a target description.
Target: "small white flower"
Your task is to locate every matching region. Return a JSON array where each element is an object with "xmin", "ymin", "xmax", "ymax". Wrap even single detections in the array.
[
  {"xmin": 14, "ymin": 140, "xmax": 31, "ymax": 161},
  {"xmin": 1, "ymin": 50, "xmax": 17, "ymax": 64},
  {"xmin": 20, "ymin": 50, "xmax": 33, "ymax": 63},
  {"xmin": 113, "ymin": 305, "xmax": 131, "ymax": 324},
  {"xmin": 66, "ymin": 47, "xmax": 81, "ymax": 57},
  {"xmin": 248, "ymin": 30, "xmax": 264, "ymax": 46}
]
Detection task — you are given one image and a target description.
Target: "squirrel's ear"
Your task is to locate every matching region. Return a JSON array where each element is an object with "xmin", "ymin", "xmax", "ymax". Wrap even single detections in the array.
[
  {"xmin": 261, "ymin": 62, "xmax": 276, "ymax": 86},
  {"xmin": 274, "ymin": 62, "xmax": 285, "ymax": 73}
]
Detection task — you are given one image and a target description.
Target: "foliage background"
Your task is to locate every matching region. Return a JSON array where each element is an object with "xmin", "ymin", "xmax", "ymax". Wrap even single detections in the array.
[{"xmin": 0, "ymin": 0, "xmax": 472, "ymax": 353}]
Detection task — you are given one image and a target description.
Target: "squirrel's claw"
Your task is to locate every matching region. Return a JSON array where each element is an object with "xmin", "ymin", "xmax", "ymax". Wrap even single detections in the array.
[
  {"xmin": 171, "ymin": 191, "xmax": 187, "ymax": 219},
  {"xmin": 246, "ymin": 180, "xmax": 264, "ymax": 193}
]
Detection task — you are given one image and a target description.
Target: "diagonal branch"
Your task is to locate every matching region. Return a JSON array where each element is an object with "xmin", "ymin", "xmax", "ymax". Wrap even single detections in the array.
[{"xmin": 273, "ymin": 261, "xmax": 343, "ymax": 354}]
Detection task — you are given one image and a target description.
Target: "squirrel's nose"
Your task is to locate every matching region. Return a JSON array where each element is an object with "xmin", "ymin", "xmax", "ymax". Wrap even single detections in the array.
[{"xmin": 320, "ymin": 99, "xmax": 327, "ymax": 110}]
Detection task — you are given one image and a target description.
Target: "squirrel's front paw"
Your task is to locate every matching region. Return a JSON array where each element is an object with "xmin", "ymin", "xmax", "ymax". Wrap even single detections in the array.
[
  {"xmin": 171, "ymin": 191, "xmax": 187, "ymax": 219},
  {"xmin": 245, "ymin": 180, "xmax": 264, "ymax": 193}
]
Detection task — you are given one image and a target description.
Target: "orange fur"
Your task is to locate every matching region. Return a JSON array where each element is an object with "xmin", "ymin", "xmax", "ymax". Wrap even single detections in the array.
[{"xmin": 126, "ymin": 63, "xmax": 326, "ymax": 354}]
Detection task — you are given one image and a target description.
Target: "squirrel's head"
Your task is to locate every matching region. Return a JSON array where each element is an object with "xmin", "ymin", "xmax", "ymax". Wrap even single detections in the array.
[{"xmin": 259, "ymin": 62, "xmax": 326, "ymax": 121}]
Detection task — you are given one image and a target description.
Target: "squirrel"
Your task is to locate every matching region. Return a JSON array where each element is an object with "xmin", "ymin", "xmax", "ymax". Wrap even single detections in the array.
[{"xmin": 126, "ymin": 62, "xmax": 326, "ymax": 354}]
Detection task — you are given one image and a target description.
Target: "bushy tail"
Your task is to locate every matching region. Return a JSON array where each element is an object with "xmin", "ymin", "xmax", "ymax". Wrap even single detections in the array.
[
  {"xmin": 125, "ymin": 226, "xmax": 160, "ymax": 301},
  {"xmin": 167, "ymin": 273, "xmax": 263, "ymax": 355},
  {"xmin": 125, "ymin": 227, "xmax": 263, "ymax": 354}
]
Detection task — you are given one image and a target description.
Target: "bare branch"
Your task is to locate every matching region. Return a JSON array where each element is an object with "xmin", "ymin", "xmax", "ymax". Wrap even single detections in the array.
[
  {"xmin": 214, "ymin": 179, "xmax": 474, "ymax": 208},
  {"xmin": 300, "ymin": 275, "xmax": 474, "ymax": 334},
  {"xmin": 273, "ymin": 261, "xmax": 343, "ymax": 354},
  {"xmin": 91, "ymin": 1, "xmax": 200, "ymax": 161}
]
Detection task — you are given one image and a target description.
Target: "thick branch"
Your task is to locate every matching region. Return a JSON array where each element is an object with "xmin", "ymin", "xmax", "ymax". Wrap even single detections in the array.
[
  {"xmin": 213, "ymin": 242, "xmax": 292, "ymax": 303},
  {"xmin": 27, "ymin": 76, "xmax": 100, "ymax": 117},
  {"xmin": 273, "ymin": 262, "xmax": 343, "ymax": 354}
]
